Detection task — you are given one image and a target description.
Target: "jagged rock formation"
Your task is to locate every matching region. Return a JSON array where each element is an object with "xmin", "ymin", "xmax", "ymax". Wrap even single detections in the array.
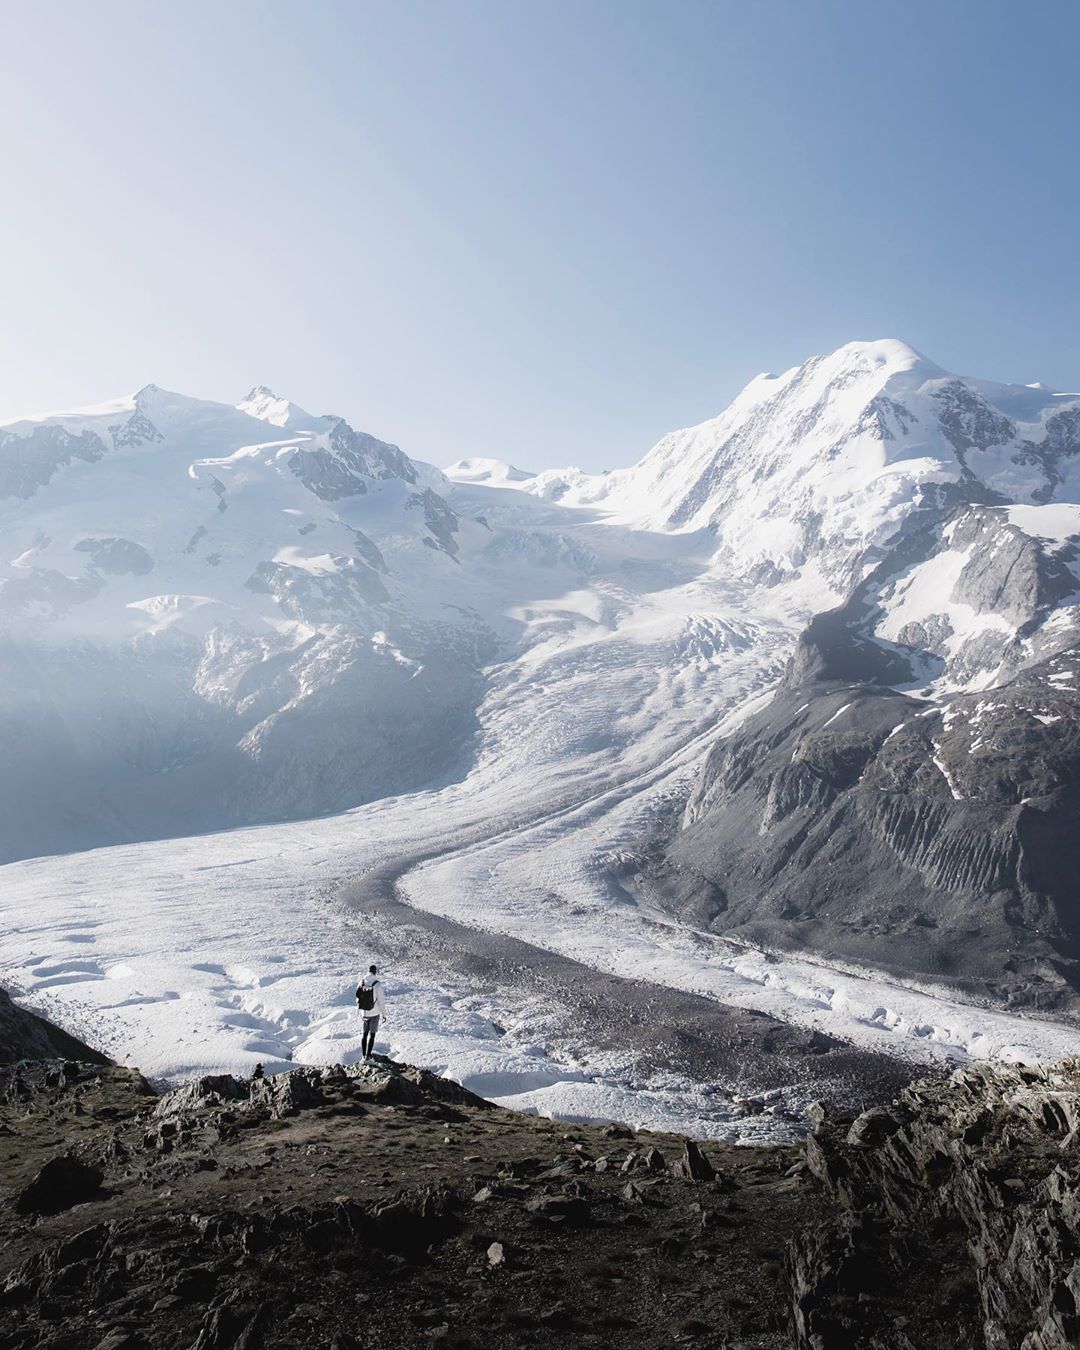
[
  {"xmin": 791, "ymin": 1059, "xmax": 1080, "ymax": 1349},
  {"xmin": 0, "ymin": 988, "xmax": 109, "ymax": 1066},
  {"xmin": 655, "ymin": 664, "xmax": 1080, "ymax": 1007}
]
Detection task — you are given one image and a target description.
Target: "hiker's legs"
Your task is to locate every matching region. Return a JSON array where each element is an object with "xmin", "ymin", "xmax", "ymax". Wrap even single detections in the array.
[{"xmin": 362, "ymin": 1014, "xmax": 380, "ymax": 1057}]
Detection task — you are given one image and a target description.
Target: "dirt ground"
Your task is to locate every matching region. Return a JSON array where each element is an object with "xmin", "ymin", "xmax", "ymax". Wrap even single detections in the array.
[{"xmin": 1, "ymin": 1057, "xmax": 817, "ymax": 1350}]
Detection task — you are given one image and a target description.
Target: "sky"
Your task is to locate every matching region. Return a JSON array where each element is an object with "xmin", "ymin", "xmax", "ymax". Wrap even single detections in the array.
[{"xmin": 1, "ymin": 1, "xmax": 1078, "ymax": 474}]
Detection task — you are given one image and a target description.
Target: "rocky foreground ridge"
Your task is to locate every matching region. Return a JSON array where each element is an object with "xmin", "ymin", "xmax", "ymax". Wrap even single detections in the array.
[
  {"xmin": 3, "ymin": 1030, "xmax": 1080, "ymax": 1348},
  {"xmin": 794, "ymin": 1060, "xmax": 1080, "ymax": 1349}
]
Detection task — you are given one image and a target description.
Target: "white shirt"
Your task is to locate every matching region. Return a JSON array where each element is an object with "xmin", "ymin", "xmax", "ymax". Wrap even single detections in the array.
[{"xmin": 357, "ymin": 974, "xmax": 387, "ymax": 1018}]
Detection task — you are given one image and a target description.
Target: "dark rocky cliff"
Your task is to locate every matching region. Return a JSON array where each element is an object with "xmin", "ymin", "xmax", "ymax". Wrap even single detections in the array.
[
  {"xmin": 649, "ymin": 503, "xmax": 1080, "ymax": 1009},
  {"xmin": 793, "ymin": 1059, "xmax": 1080, "ymax": 1349}
]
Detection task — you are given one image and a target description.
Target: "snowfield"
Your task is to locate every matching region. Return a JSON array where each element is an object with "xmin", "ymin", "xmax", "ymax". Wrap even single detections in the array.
[{"xmin": 4, "ymin": 338, "xmax": 1080, "ymax": 1139}]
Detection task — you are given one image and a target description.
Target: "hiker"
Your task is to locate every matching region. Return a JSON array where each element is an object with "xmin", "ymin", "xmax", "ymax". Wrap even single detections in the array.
[{"xmin": 356, "ymin": 964, "xmax": 388, "ymax": 1059}]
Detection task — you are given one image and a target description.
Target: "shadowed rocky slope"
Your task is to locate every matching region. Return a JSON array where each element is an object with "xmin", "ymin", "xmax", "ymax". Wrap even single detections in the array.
[
  {"xmin": 0, "ymin": 988, "xmax": 110, "ymax": 1067},
  {"xmin": 1, "ymin": 1056, "xmax": 812, "ymax": 1350}
]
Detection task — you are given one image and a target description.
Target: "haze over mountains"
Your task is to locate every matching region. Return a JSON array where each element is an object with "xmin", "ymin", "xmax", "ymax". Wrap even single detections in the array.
[{"xmin": 3, "ymin": 338, "xmax": 1080, "ymax": 1080}]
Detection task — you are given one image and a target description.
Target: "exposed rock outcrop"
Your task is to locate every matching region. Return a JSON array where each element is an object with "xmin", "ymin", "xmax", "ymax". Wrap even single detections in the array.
[
  {"xmin": 5, "ymin": 1025, "xmax": 1080, "ymax": 1349},
  {"xmin": 791, "ymin": 1059, "xmax": 1080, "ymax": 1349},
  {"xmin": 287, "ymin": 419, "xmax": 418, "ymax": 499},
  {"xmin": 0, "ymin": 1054, "xmax": 807, "ymax": 1349}
]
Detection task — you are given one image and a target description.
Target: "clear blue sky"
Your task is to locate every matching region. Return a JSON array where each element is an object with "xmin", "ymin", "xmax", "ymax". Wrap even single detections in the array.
[{"xmin": 2, "ymin": 0, "xmax": 1078, "ymax": 472}]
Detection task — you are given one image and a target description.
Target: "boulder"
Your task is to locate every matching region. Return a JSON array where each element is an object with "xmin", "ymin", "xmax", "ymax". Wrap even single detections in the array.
[
  {"xmin": 370, "ymin": 1184, "xmax": 458, "ymax": 1253},
  {"xmin": 524, "ymin": 1193, "xmax": 590, "ymax": 1226},
  {"xmin": 673, "ymin": 1140, "xmax": 715, "ymax": 1181},
  {"xmin": 248, "ymin": 1069, "xmax": 324, "ymax": 1118},
  {"xmin": 154, "ymin": 1075, "xmax": 247, "ymax": 1119},
  {"xmin": 15, "ymin": 1155, "xmax": 104, "ymax": 1216}
]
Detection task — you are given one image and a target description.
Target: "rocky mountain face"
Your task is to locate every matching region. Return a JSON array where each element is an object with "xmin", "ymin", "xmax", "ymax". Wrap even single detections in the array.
[
  {"xmin": 628, "ymin": 348, "xmax": 1080, "ymax": 1009},
  {"xmin": 654, "ymin": 554, "xmax": 1080, "ymax": 1007},
  {"xmin": 793, "ymin": 1058, "xmax": 1080, "ymax": 1349}
]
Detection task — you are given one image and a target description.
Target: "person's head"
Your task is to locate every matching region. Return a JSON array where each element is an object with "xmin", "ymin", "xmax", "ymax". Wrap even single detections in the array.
[{"xmin": 369, "ymin": 964, "xmax": 377, "ymax": 975}]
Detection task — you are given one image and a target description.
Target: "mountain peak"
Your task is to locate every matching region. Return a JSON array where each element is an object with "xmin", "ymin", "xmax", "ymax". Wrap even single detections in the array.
[
  {"xmin": 830, "ymin": 337, "xmax": 930, "ymax": 367},
  {"xmin": 806, "ymin": 338, "xmax": 948, "ymax": 388},
  {"xmin": 727, "ymin": 339, "xmax": 945, "ymax": 423},
  {"xmin": 236, "ymin": 386, "xmax": 312, "ymax": 430}
]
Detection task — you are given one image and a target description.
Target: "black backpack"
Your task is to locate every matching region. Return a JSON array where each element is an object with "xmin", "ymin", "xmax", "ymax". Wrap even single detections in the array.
[{"xmin": 356, "ymin": 981, "xmax": 376, "ymax": 1012}]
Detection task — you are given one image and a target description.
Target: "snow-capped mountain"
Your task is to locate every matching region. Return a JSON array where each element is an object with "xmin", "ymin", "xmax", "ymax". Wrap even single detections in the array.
[
  {"xmin": 606, "ymin": 344, "xmax": 1080, "ymax": 1010},
  {"xmin": 0, "ymin": 380, "xmax": 451, "ymax": 607},
  {"xmin": 4, "ymin": 340, "xmax": 1080, "ymax": 1018},
  {"xmin": 0, "ymin": 385, "xmax": 501, "ymax": 857},
  {"xmin": 527, "ymin": 338, "xmax": 1080, "ymax": 600}
]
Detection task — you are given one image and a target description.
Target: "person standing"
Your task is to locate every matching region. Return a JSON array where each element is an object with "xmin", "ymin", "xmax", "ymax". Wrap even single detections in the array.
[{"xmin": 356, "ymin": 964, "xmax": 388, "ymax": 1060}]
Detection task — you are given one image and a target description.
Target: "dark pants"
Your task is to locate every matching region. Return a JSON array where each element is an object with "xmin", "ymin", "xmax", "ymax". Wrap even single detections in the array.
[{"xmin": 362, "ymin": 1014, "xmax": 380, "ymax": 1058}]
